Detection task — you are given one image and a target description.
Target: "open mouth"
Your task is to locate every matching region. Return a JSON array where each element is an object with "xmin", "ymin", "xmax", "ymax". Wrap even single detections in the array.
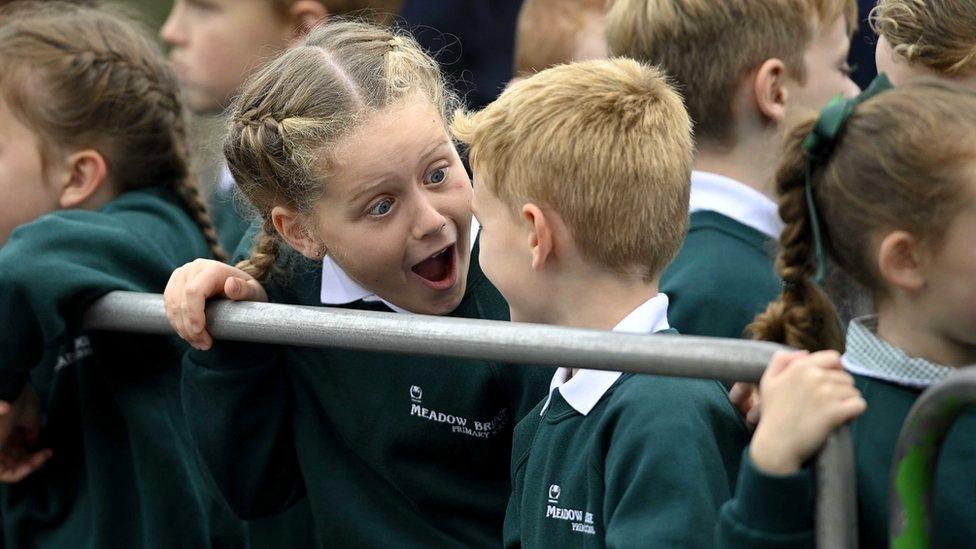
[{"xmin": 410, "ymin": 244, "xmax": 458, "ymax": 291}]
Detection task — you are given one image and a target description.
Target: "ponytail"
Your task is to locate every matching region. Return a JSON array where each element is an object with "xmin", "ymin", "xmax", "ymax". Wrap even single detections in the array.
[{"xmin": 747, "ymin": 117, "xmax": 844, "ymax": 352}]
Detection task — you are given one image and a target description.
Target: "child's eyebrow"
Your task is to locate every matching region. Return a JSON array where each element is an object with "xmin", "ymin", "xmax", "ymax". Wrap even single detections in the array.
[
  {"xmin": 419, "ymin": 138, "xmax": 452, "ymax": 163},
  {"xmin": 348, "ymin": 178, "xmax": 393, "ymax": 205}
]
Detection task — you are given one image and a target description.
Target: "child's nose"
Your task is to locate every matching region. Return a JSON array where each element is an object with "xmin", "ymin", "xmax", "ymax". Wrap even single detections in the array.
[
  {"xmin": 160, "ymin": 6, "xmax": 185, "ymax": 46},
  {"xmin": 413, "ymin": 199, "xmax": 448, "ymax": 240}
]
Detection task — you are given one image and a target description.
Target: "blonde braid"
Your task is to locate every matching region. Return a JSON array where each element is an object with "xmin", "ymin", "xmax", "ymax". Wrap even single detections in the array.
[{"xmin": 235, "ymin": 220, "xmax": 280, "ymax": 281}]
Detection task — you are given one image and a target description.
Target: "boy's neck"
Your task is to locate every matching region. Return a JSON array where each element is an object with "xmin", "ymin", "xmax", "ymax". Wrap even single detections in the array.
[
  {"xmin": 694, "ymin": 139, "xmax": 777, "ymax": 200},
  {"xmin": 519, "ymin": 271, "xmax": 661, "ymax": 333},
  {"xmin": 876, "ymin": 301, "xmax": 976, "ymax": 368},
  {"xmin": 543, "ymin": 273, "xmax": 660, "ymax": 382}
]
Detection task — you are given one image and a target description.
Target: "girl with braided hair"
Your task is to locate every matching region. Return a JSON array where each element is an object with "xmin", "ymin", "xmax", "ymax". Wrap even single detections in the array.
[
  {"xmin": 0, "ymin": 2, "xmax": 253, "ymax": 546},
  {"xmin": 164, "ymin": 18, "xmax": 553, "ymax": 546},
  {"xmin": 718, "ymin": 80, "xmax": 976, "ymax": 547},
  {"xmin": 162, "ymin": 0, "xmax": 403, "ymax": 254}
]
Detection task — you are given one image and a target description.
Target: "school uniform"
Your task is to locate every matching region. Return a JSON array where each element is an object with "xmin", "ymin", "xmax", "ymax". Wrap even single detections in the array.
[
  {"xmin": 661, "ymin": 171, "xmax": 783, "ymax": 339},
  {"xmin": 210, "ymin": 166, "xmax": 251, "ymax": 255},
  {"xmin": 182, "ymin": 224, "xmax": 554, "ymax": 547},
  {"xmin": 503, "ymin": 295, "xmax": 751, "ymax": 548},
  {"xmin": 716, "ymin": 317, "xmax": 976, "ymax": 548},
  {"xmin": 0, "ymin": 188, "xmax": 248, "ymax": 548}
]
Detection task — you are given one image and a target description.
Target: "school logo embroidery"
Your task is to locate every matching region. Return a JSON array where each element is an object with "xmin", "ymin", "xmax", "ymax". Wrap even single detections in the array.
[
  {"xmin": 55, "ymin": 336, "xmax": 93, "ymax": 372},
  {"xmin": 407, "ymin": 385, "xmax": 510, "ymax": 439},
  {"xmin": 548, "ymin": 485, "xmax": 561, "ymax": 503},
  {"xmin": 543, "ymin": 484, "xmax": 597, "ymax": 536}
]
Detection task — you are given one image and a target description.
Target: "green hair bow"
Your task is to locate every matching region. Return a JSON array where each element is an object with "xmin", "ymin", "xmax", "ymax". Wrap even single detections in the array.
[{"xmin": 799, "ymin": 73, "xmax": 893, "ymax": 283}]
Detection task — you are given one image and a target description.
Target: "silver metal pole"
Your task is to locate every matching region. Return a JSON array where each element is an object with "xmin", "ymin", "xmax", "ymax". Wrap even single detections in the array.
[
  {"xmin": 888, "ymin": 367, "xmax": 976, "ymax": 548},
  {"xmin": 83, "ymin": 291, "xmax": 858, "ymax": 548}
]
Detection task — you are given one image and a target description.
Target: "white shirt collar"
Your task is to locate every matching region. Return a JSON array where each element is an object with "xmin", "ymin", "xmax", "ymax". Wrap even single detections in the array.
[
  {"xmin": 320, "ymin": 217, "xmax": 481, "ymax": 314},
  {"xmin": 541, "ymin": 294, "xmax": 671, "ymax": 416},
  {"xmin": 688, "ymin": 170, "xmax": 783, "ymax": 239},
  {"xmin": 218, "ymin": 164, "xmax": 236, "ymax": 193}
]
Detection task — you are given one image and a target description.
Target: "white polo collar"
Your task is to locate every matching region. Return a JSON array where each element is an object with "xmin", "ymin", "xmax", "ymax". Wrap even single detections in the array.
[
  {"xmin": 541, "ymin": 294, "xmax": 671, "ymax": 416},
  {"xmin": 689, "ymin": 170, "xmax": 783, "ymax": 239},
  {"xmin": 320, "ymin": 218, "xmax": 480, "ymax": 314},
  {"xmin": 218, "ymin": 164, "xmax": 236, "ymax": 193}
]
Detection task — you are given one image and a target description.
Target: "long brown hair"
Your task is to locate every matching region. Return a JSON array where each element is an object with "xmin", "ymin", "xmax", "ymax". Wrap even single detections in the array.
[
  {"xmin": 225, "ymin": 19, "xmax": 455, "ymax": 280},
  {"xmin": 749, "ymin": 82, "xmax": 976, "ymax": 351},
  {"xmin": 0, "ymin": 1, "xmax": 225, "ymax": 260}
]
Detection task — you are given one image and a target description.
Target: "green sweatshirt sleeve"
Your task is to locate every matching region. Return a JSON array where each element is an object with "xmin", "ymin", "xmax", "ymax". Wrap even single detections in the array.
[
  {"xmin": 716, "ymin": 448, "xmax": 815, "ymax": 549},
  {"xmin": 0, "ymin": 206, "xmax": 201, "ymax": 401},
  {"xmin": 602, "ymin": 383, "xmax": 740, "ymax": 548},
  {"xmin": 182, "ymin": 341, "xmax": 305, "ymax": 520}
]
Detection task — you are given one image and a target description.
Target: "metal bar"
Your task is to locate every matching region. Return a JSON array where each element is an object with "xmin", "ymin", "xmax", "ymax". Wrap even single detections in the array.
[
  {"xmin": 83, "ymin": 291, "xmax": 858, "ymax": 548},
  {"xmin": 817, "ymin": 428, "xmax": 860, "ymax": 548},
  {"xmin": 83, "ymin": 291, "xmax": 784, "ymax": 383},
  {"xmin": 889, "ymin": 367, "xmax": 976, "ymax": 549}
]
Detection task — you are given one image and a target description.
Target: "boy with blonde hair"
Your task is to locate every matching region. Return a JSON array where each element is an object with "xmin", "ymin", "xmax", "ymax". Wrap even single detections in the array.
[
  {"xmin": 454, "ymin": 58, "xmax": 750, "ymax": 547},
  {"xmin": 606, "ymin": 0, "xmax": 859, "ymax": 340}
]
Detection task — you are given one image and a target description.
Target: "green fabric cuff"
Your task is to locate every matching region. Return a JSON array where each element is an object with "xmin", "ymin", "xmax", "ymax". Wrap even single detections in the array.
[{"xmin": 732, "ymin": 447, "xmax": 816, "ymax": 534}]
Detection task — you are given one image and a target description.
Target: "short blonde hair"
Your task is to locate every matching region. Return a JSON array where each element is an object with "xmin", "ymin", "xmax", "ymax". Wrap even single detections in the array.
[
  {"xmin": 606, "ymin": 0, "xmax": 857, "ymax": 146},
  {"xmin": 454, "ymin": 58, "xmax": 693, "ymax": 280},
  {"xmin": 872, "ymin": 0, "xmax": 976, "ymax": 75},
  {"xmin": 514, "ymin": 0, "xmax": 608, "ymax": 77}
]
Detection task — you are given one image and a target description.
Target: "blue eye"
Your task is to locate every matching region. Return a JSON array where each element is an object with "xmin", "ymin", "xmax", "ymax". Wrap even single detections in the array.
[
  {"xmin": 368, "ymin": 198, "xmax": 394, "ymax": 217},
  {"xmin": 426, "ymin": 167, "xmax": 447, "ymax": 185}
]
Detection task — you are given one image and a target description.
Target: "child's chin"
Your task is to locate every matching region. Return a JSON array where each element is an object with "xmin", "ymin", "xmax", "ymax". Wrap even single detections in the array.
[{"xmin": 413, "ymin": 282, "xmax": 466, "ymax": 316}]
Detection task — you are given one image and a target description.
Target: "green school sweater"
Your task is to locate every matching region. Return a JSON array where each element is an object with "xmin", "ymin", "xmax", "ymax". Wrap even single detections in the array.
[
  {"xmin": 182, "ymin": 238, "xmax": 555, "ymax": 547},
  {"xmin": 504, "ymin": 368, "xmax": 750, "ymax": 548},
  {"xmin": 661, "ymin": 211, "xmax": 781, "ymax": 339},
  {"xmin": 0, "ymin": 187, "xmax": 249, "ymax": 548},
  {"xmin": 716, "ymin": 320, "xmax": 976, "ymax": 549}
]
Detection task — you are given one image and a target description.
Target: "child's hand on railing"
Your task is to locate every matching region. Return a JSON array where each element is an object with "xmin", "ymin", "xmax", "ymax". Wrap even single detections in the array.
[
  {"xmin": 749, "ymin": 350, "xmax": 866, "ymax": 475},
  {"xmin": 164, "ymin": 259, "xmax": 268, "ymax": 351},
  {"xmin": 0, "ymin": 386, "xmax": 52, "ymax": 483},
  {"xmin": 729, "ymin": 381, "xmax": 761, "ymax": 431}
]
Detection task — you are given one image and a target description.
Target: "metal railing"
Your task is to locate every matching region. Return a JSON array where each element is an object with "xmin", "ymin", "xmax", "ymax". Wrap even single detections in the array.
[
  {"xmin": 889, "ymin": 367, "xmax": 976, "ymax": 549},
  {"xmin": 83, "ymin": 291, "xmax": 859, "ymax": 548}
]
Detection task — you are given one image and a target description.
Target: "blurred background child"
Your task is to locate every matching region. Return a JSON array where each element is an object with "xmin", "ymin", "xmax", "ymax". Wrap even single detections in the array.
[
  {"xmin": 511, "ymin": 0, "xmax": 608, "ymax": 81},
  {"xmin": 606, "ymin": 0, "xmax": 859, "ymax": 342}
]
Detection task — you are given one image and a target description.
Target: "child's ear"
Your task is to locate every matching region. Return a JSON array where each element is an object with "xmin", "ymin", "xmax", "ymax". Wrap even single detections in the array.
[
  {"xmin": 522, "ymin": 203, "xmax": 553, "ymax": 271},
  {"xmin": 287, "ymin": 0, "xmax": 328, "ymax": 42},
  {"xmin": 272, "ymin": 205, "xmax": 325, "ymax": 259},
  {"xmin": 753, "ymin": 58, "xmax": 788, "ymax": 123},
  {"xmin": 57, "ymin": 150, "xmax": 109, "ymax": 209},
  {"xmin": 877, "ymin": 230, "xmax": 926, "ymax": 292}
]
